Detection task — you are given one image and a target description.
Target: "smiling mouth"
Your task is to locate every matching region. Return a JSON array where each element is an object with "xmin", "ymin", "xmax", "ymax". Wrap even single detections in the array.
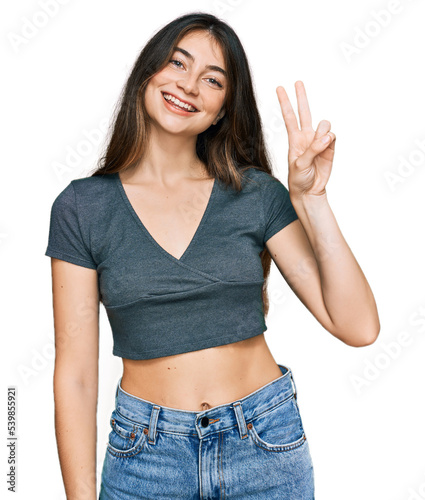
[{"xmin": 161, "ymin": 92, "xmax": 199, "ymax": 112}]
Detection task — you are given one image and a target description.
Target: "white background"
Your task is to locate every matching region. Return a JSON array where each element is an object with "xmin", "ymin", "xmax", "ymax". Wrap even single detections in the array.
[{"xmin": 2, "ymin": 0, "xmax": 425, "ymax": 498}]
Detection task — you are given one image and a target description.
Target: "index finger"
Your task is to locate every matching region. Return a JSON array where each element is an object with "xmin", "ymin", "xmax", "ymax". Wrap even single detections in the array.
[{"xmin": 276, "ymin": 85, "xmax": 300, "ymax": 136}]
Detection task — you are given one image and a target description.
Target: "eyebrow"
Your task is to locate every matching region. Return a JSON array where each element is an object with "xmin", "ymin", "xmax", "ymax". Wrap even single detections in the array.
[{"xmin": 173, "ymin": 46, "xmax": 228, "ymax": 78}]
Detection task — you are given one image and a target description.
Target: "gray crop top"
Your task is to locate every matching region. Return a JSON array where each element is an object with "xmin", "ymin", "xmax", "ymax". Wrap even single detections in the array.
[{"xmin": 45, "ymin": 167, "xmax": 298, "ymax": 360}]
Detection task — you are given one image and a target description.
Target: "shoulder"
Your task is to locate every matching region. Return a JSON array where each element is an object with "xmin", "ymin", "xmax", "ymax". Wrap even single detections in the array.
[
  {"xmin": 241, "ymin": 167, "xmax": 293, "ymax": 217},
  {"xmin": 63, "ymin": 173, "xmax": 117, "ymax": 212},
  {"xmin": 50, "ymin": 173, "xmax": 117, "ymax": 223},
  {"xmin": 71, "ymin": 172, "xmax": 117, "ymax": 198},
  {"xmin": 52, "ymin": 173, "xmax": 115, "ymax": 201},
  {"xmin": 240, "ymin": 167, "xmax": 288, "ymax": 194}
]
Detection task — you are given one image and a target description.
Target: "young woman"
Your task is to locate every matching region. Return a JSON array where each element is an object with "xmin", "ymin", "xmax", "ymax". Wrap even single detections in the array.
[{"xmin": 45, "ymin": 12, "xmax": 380, "ymax": 499}]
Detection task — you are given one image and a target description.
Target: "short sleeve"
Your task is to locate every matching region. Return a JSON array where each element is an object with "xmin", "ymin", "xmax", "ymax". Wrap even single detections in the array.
[
  {"xmin": 263, "ymin": 176, "xmax": 298, "ymax": 244},
  {"xmin": 45, "ymin": 182, "xmax": 97, "ymax": 270}
]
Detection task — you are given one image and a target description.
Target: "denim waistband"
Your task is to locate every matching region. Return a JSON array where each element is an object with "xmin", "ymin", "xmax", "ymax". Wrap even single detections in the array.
[{"xmin": 113, "ymin": 364, "xmax": 298, "ymax": 443}]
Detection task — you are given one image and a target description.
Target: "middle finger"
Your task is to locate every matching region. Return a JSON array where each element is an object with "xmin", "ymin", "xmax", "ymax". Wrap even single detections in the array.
[{"xmin": 295, "ymin": 81, "xmax": 313, "ymax": 130}]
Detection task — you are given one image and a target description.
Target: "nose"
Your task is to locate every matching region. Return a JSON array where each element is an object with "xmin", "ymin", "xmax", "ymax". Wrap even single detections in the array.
[{"xmin": 176, "ymin": 73, "xmax": 199, "ymax": 96}]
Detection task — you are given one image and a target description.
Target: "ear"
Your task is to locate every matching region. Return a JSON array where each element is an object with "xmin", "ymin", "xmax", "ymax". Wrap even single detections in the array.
[{"xmin": 213, "ymin": 109, "xmax": 226, "ymax": 126}]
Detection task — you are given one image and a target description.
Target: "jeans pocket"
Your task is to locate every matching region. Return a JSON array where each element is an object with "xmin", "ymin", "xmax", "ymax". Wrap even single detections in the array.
[
  {"xmin": 107, "ymin": 409, "xmax": 148, "ymax": 458},
  {"xmin": 248, "ymin": 394, "xmax": 307, "ymax": 452}
]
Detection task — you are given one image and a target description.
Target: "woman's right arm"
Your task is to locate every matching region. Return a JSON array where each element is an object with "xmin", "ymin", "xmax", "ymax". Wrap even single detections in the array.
[{"xmin": 50, "ymin": 257, "xmax": 100, "ymax": 500}]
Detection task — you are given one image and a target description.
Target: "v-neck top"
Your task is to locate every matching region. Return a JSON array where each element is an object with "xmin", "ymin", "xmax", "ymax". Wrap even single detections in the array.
[
  {"xmin": 116, "ymin": 172, "xmax": 218, "ymax": 262},
  {"xmin": 45, "ymin": 168, "xmax": 299, "ymax": 360}
]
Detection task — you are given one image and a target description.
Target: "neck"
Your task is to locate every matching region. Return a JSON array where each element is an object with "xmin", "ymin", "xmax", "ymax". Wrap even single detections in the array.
[{"xmin": 130, "ymin": 125, "xmax": 207, "ymax": 184}]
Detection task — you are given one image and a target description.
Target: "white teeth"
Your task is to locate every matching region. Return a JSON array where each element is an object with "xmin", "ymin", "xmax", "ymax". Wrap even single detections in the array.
[{"xmin": 163, "ymin": 93, "xmax": 197, "ymax": 112}]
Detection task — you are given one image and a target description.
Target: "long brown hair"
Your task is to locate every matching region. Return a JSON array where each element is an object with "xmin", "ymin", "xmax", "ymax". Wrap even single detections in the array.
[{"xmin": 89, "ymin": 12, "xmax": 280, "ymax": 317}]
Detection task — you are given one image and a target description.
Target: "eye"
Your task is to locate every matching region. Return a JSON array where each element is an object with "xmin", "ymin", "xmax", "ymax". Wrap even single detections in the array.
[
  {"xmin": 168, "ymin": 58, "xmax": 223, "ymax": 88},
  {"xmin": 206, "ymin": 78, "xmax": 223, "ymax": 88},
  {"xmin": 169, "ymin": 59, "xmax": 184, "ymax": 68}
]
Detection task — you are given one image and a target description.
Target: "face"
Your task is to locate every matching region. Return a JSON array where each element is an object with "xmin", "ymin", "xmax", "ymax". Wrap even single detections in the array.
[{"xmin": 143, "ymin": 30, "xmax": 227, "ymax": 138}]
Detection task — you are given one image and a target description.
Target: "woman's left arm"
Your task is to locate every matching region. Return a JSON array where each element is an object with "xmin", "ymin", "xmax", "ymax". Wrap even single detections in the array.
[{"xmin": 266, "ymin": 81, "xmax": 380, "ymax": 347}]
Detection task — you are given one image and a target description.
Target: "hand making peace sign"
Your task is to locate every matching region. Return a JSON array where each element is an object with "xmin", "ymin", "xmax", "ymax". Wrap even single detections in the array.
[{"xmin": 276, "ymin": 81, "xmax": 336, "ymax": 198}]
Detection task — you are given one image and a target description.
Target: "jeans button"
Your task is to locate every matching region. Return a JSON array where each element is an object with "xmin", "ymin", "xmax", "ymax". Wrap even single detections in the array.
[{"xmin": 200, "ymin": 416, "xmax": 209, "ymax": 427}]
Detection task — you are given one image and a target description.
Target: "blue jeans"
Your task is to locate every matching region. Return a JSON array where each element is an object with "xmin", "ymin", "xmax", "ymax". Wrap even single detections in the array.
[{"xmin": 99, "ymin": 364, "xmax": 315, "ymax": 499}]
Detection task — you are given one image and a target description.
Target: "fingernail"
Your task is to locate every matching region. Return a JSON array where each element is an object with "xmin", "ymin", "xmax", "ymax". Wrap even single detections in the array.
[{"xmin": 321, "ymin": 134, "xmax": 330, "ymax": 143}]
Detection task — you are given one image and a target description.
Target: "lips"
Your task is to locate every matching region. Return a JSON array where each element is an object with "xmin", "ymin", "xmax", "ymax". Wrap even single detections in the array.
[{"xmin": 161, "ymin": 92, "xmax": 199, "ymax": 112}]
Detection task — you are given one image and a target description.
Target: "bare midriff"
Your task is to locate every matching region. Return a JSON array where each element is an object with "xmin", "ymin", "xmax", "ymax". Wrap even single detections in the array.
[{"xmin": 120, "ymin": 333, "xmax": 283, "ymax": 411}]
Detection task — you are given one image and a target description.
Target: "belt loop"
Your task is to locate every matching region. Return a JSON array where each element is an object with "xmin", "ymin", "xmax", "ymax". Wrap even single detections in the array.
[
  {"xmin": 232, "ymin": 402, "xmax": 248, "ymax": 440},
  {"xmin": 148, "ymin": 406, "xmax": 161, "ymax": 445},
  {"xmin": 289, "ymin": 369, "xmax": 298, "ymax": 400}
]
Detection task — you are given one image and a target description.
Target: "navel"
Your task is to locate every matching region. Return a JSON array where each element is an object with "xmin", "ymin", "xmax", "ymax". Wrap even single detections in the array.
[{"xmin": 200, "ymin": 402, "xmax": 211, "ymax": 410}]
